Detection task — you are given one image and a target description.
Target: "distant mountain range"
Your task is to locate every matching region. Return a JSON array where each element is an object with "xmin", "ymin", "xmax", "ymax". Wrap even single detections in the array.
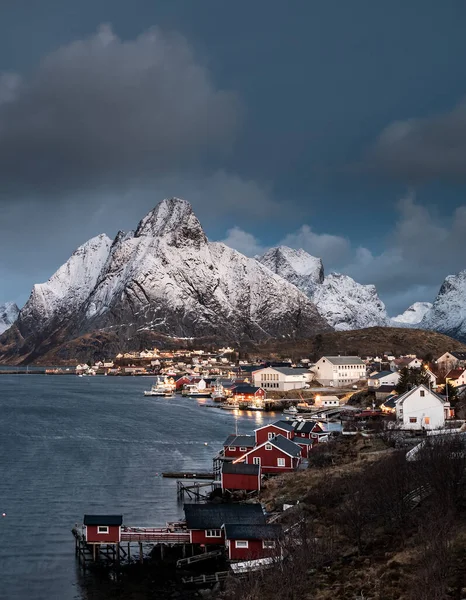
[{"xmin": 1, "ymin": 198, "xmax": 466, "ymax": 364}]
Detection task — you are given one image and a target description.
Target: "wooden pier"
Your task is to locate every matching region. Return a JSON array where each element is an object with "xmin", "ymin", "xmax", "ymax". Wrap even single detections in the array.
[
  {"xmin": 176, "ymin": 480, "xmax": 220, "ymax": 501},
  {"xmin": 162, "ymin": 471, "xmax": 214, "ymax": 479}
]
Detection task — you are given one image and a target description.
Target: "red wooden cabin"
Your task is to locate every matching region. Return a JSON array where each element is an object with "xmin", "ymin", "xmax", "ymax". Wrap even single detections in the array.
[
  {"xmin": 184, "ymin": 503, "xmax": 265, "ymax": 546},
  {"xmin": 231, "ymin": 385, "xmax": 265, "ymax": 404},
  {"xmin": 175, "ymin": 376, "xmax": 192, "ymax": 390},
  {"xmin": 221, "ymin": 461, "xmax": 261, "ymax": 493},
  {"xmin": 222, "ymin": 434, "xmax": 255, "ymax": 459},
  {"xmin": 254, "ymin": 421, "xmax": 295, "ymax": 446},
  {"xmin": 83, "ymin": 514, "xmax": 123, "ymax": 544},
  {"xmin": 223, "ymin": 523, "xmax": 282, "ymax": 560},
  {"xmin": 294, "ymin": 437, "xmax": 313, "ymax": 458},
  {"xmin": 236, "ymin": 435, "xmax": 301, "ymax": 474},
  {"xmin": 291, "ymin": 420, "xmax": 325, "ymax": 440}
]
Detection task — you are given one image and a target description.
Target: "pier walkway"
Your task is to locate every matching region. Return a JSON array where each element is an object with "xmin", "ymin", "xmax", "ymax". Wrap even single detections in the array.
[{"xmin": 120, "ymin": 526, "xmax": 190, "ymax": 544}]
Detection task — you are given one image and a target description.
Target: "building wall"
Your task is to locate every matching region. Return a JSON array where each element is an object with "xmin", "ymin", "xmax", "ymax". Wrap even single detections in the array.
[
  {"xmin": 255, "ymin": 425, "xmax": 293, "ymax": 446},
  {"xmin": 253, "ymin": 368, "xmax": 310, "ymax": 391},
  {"xmin": 243, "ymin": 446, "xmax": 299, "ymax": 473},
  {"xmin": 191, "ymin": 530, "xmax": 225, "ymax": 545},
  {"xmin": 85, "ymin": 525, "xmax": 121, "ymax": 544},
  {"xmin": 221, "ymin": 472, "xmax": 260, "ymax": 492},
  {"xmin": 313, "ymin": 357, "xmax": 366, "ymax": 388},
  {"xmin": 224, "ymin": 445, "xmax": 255, "ymax": 458},
  {"xmin": 368, "ymin": 372, "xmax": 400, "ymax": 388},
  {"xmin": 227, "ymin": 538, "xmax": 276, "ymax": 560},
  {"xmin": 396, "ymin": 389, "xmax": 445, "ymax": 430}
]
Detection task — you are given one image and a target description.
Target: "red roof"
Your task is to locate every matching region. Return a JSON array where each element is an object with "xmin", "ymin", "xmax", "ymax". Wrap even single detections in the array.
[{"xmin": 445, "ymin": 368, "xmax": 465, "ymax": 380}]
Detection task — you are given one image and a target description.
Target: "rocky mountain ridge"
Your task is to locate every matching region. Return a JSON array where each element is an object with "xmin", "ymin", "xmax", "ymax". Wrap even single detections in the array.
[{"xmin": 0, "ymin": 303, "xmax": 19, "ymax": 335}]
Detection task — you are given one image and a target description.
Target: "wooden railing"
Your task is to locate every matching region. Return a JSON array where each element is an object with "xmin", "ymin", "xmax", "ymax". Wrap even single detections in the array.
[{"xmin": 120, "ymin": 527, "xmax": 190, "ymax": 543}]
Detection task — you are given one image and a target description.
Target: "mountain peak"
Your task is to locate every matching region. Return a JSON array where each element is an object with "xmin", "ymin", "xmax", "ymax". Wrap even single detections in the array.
[
  {"xmin": 135, "ymin": 198, "xmax": 207, "ymax": 247},
  {"xmin": 0, "ymin": 302, "xmax": 19, "ymax": 335},
  {"xmin": 392, "ymin": 302, "xmax": 433, "ymax": 325},
  {"xmin": 258, "ymin": 246, "xmax": 324, "ymax": 295}
]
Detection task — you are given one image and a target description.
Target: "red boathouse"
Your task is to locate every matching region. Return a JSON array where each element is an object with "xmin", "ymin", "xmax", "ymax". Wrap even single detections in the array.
[
  {"xmin": 223, "ymin": 523, "xmax": 282, "ymax": 560},
  {"xmin": 83, "ymin": 514, "xmax": 123, "ymax": 544},
  {"xmin": 254, "ymin": 421, "xmax": 295, "ymax": 446},
  {"xmin": 222, "ymin": 434, "xmax": 256, "ymax": 459},
  {"xmin": 236, "ymin": 435, "xmax": 302, "ymax": 474},
  {"xmin": 221, "ymin": 461, "xmax": 261, "ymax": 493}
]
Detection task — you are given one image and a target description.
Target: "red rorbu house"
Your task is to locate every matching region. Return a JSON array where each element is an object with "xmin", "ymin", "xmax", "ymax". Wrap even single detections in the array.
[
  {"xmin": 235, "ymin": 435, "xmax": 302, "ymax": 474},
  {"xmin": 254, "ymin": 420, "xmax": 295, "ymax": 446},
  {"xmin": 223, "ymin": 524, "xmax": 282, "ymax": 560},
  {"xmin": 175, "ymin": 376, "xmax": 192, "ymax": 391},
  {"xmin": 222, "ymin": 434, "xmax": 256, "ymax": 459},
  {"xmin": 291, "ymin": 419, "xmax": 325, "ymax": 440},
  {"xmin": 231, "ymin": 384, "xmax": 265, "ymax": 408},
  {"xmin": 221, "ymin": 461, "xmax": 261, "ymax": 493},
  {"xmin": 83, "ymin": 514, "xmax": 123, "ymax": 544},
  {"xmin": 183, "ymin": 503, "xmax": 266, "ymax": 546}
]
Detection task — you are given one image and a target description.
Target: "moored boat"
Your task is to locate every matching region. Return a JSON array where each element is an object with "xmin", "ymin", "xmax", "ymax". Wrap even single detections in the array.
[{"xmin": 143, "ymin": 377, "xmax": 176, "ymax": 397}]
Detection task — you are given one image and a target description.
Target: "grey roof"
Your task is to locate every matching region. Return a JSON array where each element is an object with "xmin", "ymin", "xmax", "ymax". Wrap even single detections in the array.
[
  {"xmin": 269, "ymin": 435, "xmax": 302, "ymax": 458},
  {"xmin": 323, "ymin": 356, "xmax": 365, "ymax": 365},
  {"xmin": 184, "ymin": 504, "xmax": 265, "ymax": 530},
  {"xmin": 369, "ymin": 370, "xmax": 395, "ymax": 380},
  {"xmin": 293, "ymin": 420, "xmax": 320, "ymax": 433},
  {"xmin": 84, "ymin": 514, "xmax": 123, "ymax": 526},
  {"xmin": 222, "ymin": 462, "xmax": 260, "ymax": 476},
  {"xmin": 223, "ymin": 434, "xmax": 255, "ymax": 447},
  {"xmin": 377, "ymin": 385, "xmax": 398, "ymax": 393},
  {"xmin": 295, "ymin": 438, "xmax": 314, "ymax": 445},
  {"xmin": 272, "ymin": 420, "xmax": 295, "ymax": 432},
  {"xmin": 268, "ymin": 367, "xmax": 309, "ymax": 376},
  {"xmin": 382, "ymin": 395, "xmax": 398, "ymax": 409},
  {"xmin": 223, "ymin": 523, "xmax": 282, "ymax": 540},
  {"xmin": 451, "ymin": 352, "xmax": 466, "ymax": 360}
]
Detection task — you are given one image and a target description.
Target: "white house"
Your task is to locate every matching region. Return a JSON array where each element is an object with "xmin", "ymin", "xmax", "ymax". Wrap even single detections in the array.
[
  {"xmin": 390, "ymin": 356, "xmax": 423, "ymax": 372},
  {"xmin": 252, "ymin": 367, "xmax": 311, "ymax": 391},
  {"xmin": 445, "ymin": 368, "xmax": 466, "ymax": 387},
  {"xmin": 437, "ymin": 351, "xmax": 466, "ymax": 372},
  {"xmin": 395, "ymin": 385, "xmax": 449, "ymax": 431},
  {"xmin": 312, "ymin": 356, "xmax": 366, "ymax": 388},
  {"xmin": 314, "ymin": 394, "xmax": 340, "ymax": 408},
  {"xmin": 367, "ymin": 370, "xmax": 400, "ymax": 389}
]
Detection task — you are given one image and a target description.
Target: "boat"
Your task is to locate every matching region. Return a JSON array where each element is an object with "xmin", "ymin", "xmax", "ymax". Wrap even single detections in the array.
[
  {"xmin": 221, "ymin": 403, "xmax": 240, "ymax": 411},
  {"xmin": 211, "ymin": 380, "xmax": 226, "ymax": 402},
  {"xmin": 247, "ymin": 404, "xmax": 265, "ymax": 411},
  {"xmin": 143, "ymin": 377, "xmax": 176, "ymax": 397},
  {"xmin": 283, "ymin": 406, "xmax": 298, "ymax": 416},
  {"xmin": 181, "ymin": 378, "xmax": 211, "ymax": 397}
]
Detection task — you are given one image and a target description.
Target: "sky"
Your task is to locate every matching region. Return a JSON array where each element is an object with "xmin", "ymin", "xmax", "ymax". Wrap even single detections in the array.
[{"xmin": 2, "ymin": 1, "xmax": 466, "ymax": 316}]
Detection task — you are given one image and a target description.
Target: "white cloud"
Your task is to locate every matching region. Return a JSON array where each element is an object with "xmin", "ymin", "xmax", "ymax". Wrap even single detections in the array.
[
  {"xmin": 280, "ymin": 225, "xmax": 351, "ymax": 266},
  {"xmin": 220, "ymin": 226, "xmax": 265, "ymax": 257}
]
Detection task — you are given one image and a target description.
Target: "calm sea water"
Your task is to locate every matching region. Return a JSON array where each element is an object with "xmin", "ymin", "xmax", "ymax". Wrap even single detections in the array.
[{"xmin": 0, "ymin": 375, "xmax": 276, "ymax": 600}]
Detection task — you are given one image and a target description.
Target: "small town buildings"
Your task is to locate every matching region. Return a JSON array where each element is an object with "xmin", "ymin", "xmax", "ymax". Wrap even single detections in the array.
[
  {"xmin": 221, "ymin": 462, "xmax": 261, "ymax": 493},
  {"xmin": 83, "ymin": 514, "xmax": 123, "ymax": 544},
  {"xmin": 390, "ymin": 356, "xmax": 423, "ymax": 371},
  {"xmin": 445, "ymin": 368, "xmax": 466, "ymax": 387},
  {"xmin": 223, "ymin": 524, "xmax": 282, "ymax": 560},
  {"xmin": 395, "ymin": 385, "xmax": 449, "ymax": 430},
  {"xmin": 368, "ymin": 370, "xmax": 400, "ymax": 389},
  {"xmin": 252, "ymin": 367, "xmax": 311, "ymax": 391},
  {"xmin": 313, "ymin": 394, "xmax": 340, "ymax": 408},
  {"xmin": 255, "ymin": 421, "xmax": 294, "ymax": 446},
  {"xmin": 312, "ymin": 356, "xmax": 366, "ymax": 387},
  {"xmin": 236, "ymin": 435, "xmax": 302, "ymax": 474},
  {"xmin": 183, "ymin": 503, "xmax": 266, "ymax": 545},
  {"xmin": 222, "ymin": 434, "xmax": 256, "ymax": 459},
  {"xmin": 437, "ymin": 351, "xmax": 466, "ymax": 372}
]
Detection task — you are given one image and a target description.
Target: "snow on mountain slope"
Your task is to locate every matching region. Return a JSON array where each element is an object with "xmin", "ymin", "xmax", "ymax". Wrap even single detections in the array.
[
  {"xmin": 420, "ymin": 271, "xmax": 466, "ymax": 341},
  {"xmin": 259, "ymin": 246, "xmax": 388, "ymax": 330},
  {"xmin": 18, "ymin": 234, "xmax": 112, "ymax": 336},
  {"xmin": 82, "ymin": 200, "xmax": 327, "ymax": 340},
  {"xmin": 391, "ymin": 302, "xmax": 433, "ymax": 326},
  {"xmin": 312, "ymin": 273, "xmax": 388, "ymax": 331},
  {"xmin": 0, "ymin": 302, "xmax": 19, "ymax": 334},
  {"xmin": 258, "ymin": 246, "xmax": 324, "ymax": 296}
]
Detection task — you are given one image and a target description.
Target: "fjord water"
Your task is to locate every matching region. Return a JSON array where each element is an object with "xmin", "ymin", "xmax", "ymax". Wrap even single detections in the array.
[{"xmin": 0, "ymin": 375, "xmax": 270, "ymax": 600}]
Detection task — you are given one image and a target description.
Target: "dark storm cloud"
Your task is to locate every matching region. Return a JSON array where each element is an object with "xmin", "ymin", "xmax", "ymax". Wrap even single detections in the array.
[
  {"xmin": 0, "ymin": 24, "xmax": 240, "ymax": 194},
  {"xmin": 368, "ymin": 99, "xmax": 466, "ymax": 181}
]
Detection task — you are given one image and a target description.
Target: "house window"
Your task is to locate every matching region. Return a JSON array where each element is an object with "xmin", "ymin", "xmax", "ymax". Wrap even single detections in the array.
[
  {"xmin": 206, "ymin": 529, "xmax": 222, "ymax": 538},
  {"xmin": 277, "ymin": 458, "xmax": 286, "ymax": 467},
  {"xmin": 253, "ymin": 457, "xmax": 261, "ymax": 465},
  {"xmin": 235, "ymin": 540, "xmax": 248, "ymax": 549},
  {"xmin": 267, "ymin": 432, "xmax": 274, "ymax": 440},
  {"xmin": 265, "ymin": 444, "xmax": 272, "ymax": 450},
  {"xmin": 424, "ymin": 417, "xmax": 430, "ymax": 425},
  {"xmin": 301, "ymin": 433, "xmax": 305, "ymax": 437},
  {"xmin": 409, "ymin": 417, "xmax": 417, "ymax": 423},
  {"xmin": 240, "ymin": 447, "xmax": 247, "ymax": 452},
  {"xmin": 263, "ymin": 540, "xmax": 275, "ymax": 549},
  {"xmin": 228, "ymin": 447, "xmax": 236, "ymax": 451},
  {"xmin": 420, "ymin": 390, "xmax": 425, "ymax": 397},
  {"xmin": 97, "ymin": 526, "xmax": 109, "ymax": 534}
]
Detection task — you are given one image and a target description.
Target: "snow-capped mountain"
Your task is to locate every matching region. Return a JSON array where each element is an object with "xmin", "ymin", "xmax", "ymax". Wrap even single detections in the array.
[
  {"xmin": 391, "ymin": 302, "xmax": 433, "ymax": 326},
  {"xmin": 259, "ymin": 247, "xmax": 388, "ymax": 331},
  {"xmin": 0, "ymin": 199, "xmax": 329, "ymax": 363},
  {"xmin": 420, "ymin": 271, "xmax": 466, "ymax": 341},
  {"xmin": 259, "ymin": 246, "xmax": 324, "ymax": 296},
  {"xmin": 312, "ymin": 273, "xmax": 388, "ymax": 331},
  {"xmin": 0, "ymin": 302, "xmax": 19, "ymax": 335}
]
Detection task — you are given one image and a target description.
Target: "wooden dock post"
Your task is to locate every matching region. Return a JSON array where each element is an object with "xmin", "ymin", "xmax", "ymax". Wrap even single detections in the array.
[
  {"xmin": 127, "ymin": 543, "xmax": 131, "ymax": 561},
  {"xmin": 139, "ymin": 542, "xmax": 143, "ymax": 564},
  {"xmin": 92, "ymin": 544, "xmax": 97, "ymax": 562}
]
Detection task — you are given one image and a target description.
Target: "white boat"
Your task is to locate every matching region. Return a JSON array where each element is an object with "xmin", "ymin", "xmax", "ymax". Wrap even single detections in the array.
[
  {"xmin": 247, "ymin": 404, "xmax": 264, "ymax": 411},
  {"xmin": 221, "ymin": 404, "xmax": 240, "ymax": 411},
  {"xmin": 143, "ymin": 377, "xmax": 175, "ymax": 397},
  {"xmin": 283, "ymin": 406, "xmax": 298, "ymax": 416},
  {"xmin": 181, "ymin": 378, "xmax": 211, "ymax": 397}
]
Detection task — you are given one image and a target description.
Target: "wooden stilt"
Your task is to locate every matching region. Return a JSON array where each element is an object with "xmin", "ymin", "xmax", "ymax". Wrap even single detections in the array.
[
  {"xmin": 139, "ymin": 542, "xmax": 143, "ymax": 564},
  {"xmin": 92, "ymin": 544, "xmax": 96, "ymax": 561},
  {"xmin": 128, "ymin": 543, "xmax": 131, "ymax": 561}
]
